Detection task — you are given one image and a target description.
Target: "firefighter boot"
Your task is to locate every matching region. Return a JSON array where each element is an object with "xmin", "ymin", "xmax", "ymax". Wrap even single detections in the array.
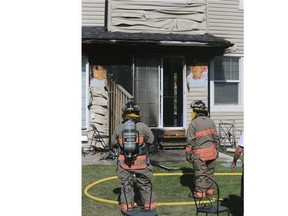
[{"xmin": 206, "ymin": 189, "xmax": 214, "ymax": 195}]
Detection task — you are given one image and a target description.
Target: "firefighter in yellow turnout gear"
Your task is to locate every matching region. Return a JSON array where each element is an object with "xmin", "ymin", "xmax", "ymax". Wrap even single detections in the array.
[
  {"xmin": 111, "ymin": 101, "xmax": 156, "ymax": 215},
  {"xmin": 185, "ymin": 100, "xmax": 219, "ymax": 198}
]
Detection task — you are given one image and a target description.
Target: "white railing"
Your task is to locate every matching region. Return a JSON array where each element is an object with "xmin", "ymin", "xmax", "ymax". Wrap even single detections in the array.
[{"xmin": 108, "ymin": 80, "xmax": 134, "ymax": 147}]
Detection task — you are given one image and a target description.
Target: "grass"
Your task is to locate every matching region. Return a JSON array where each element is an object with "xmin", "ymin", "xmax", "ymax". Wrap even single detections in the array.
[{"xmin": 82, "ymin": 161, "xmax": 243, "ymax": 216}]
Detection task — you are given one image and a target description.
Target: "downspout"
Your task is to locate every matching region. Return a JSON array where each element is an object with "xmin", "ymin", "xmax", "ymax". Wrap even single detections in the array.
[
  {"xmin": 206, "ymin": 0, "xmax": 209, "ymax": 33},
  {"xmin": 104, "ymin": 0, "xmax": 108, "ymax": 31}
]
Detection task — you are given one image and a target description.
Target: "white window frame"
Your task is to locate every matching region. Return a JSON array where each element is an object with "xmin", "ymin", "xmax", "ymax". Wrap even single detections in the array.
[
  {"xmin": 210, "ymin": 54, "xmax": 244, "ymax": 112},
  {"xmin": 82, "ymin": 56, "xmax": 89, "ymax": 130}
]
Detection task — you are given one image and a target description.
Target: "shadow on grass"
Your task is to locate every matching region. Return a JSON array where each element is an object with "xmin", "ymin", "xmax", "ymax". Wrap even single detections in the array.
[
  {"xmin": 113, "ymin": 187, "xmax": 121, "ymax": 204},
  {"xmin": 179, "ymin": 167, "xmax": 243, "ymax": 215},
  {"xmin": 112, "ymin": 183, "xmax": 144, "ymax": 206},
  {"xmin": 221, "ymin": 194, "xmax": 243, "ymax": 216},
  {"xmin": 179, "ymin": 167, "xmax": 195, "ymax": 196}
]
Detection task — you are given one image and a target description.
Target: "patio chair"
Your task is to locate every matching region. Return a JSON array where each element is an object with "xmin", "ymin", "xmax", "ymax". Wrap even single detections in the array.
[
  {"xmin": 218, "ymin": 120, "xmax": 236, "ymax": 151},
  {"xmin": 192, "ymin": 175, "xmax": 230, "ymax": 216},
  {"xmin": 90, "ymin": 124, "xmax": 109, "ymax": 153}
]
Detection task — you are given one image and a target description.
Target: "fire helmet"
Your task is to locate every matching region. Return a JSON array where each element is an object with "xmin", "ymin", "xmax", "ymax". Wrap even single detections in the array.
[
  {"xmin": 190, "ymin": 100, "xmax": 207, "ymax": 111},
  {"xmin": 122, "ymin": 101, "xmax": 141, "ymax": 113}
]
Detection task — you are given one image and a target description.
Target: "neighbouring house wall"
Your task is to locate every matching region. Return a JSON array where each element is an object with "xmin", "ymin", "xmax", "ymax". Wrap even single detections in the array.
[
  {"xmin": 207, "ymin": 0, "xmax": 244, "ymax": 54},
  {"xmin": 82, "ymin": 0, "xmax": 106, "ymax": 26},
  {"xmin": 108, "ymin": 0, "xmax": 207, "ymax": 34}
]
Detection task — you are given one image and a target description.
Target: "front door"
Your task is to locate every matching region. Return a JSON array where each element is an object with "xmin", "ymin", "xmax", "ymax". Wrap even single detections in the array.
[{"xmin": 134, "ymin": 56, "xmax": 185, "ymax": 128}]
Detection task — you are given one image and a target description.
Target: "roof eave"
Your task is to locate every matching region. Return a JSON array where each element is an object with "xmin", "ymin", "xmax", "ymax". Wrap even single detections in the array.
[
  {"xmin": 82, "ymin": 26, "xmax": 233, "ymax": 48},
  {"xmin": 82, "ymin": 39, "xmax": 232, "ymax": 48}
]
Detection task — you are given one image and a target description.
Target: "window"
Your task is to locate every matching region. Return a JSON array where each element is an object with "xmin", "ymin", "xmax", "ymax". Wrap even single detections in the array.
[{"xmin": 211, "ymin": 56, "xmax": 243, "ymax": 109}]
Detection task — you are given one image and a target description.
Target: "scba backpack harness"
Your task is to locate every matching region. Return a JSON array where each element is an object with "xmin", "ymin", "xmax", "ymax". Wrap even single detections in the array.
[{"xmin": 118, "ymin": 119, "xmax": 147, "ymax": 170}]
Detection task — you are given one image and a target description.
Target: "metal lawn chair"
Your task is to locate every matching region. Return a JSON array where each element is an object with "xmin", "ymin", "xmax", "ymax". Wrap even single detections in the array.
[
  {"xmin": 192, "ymin": 175, "xmax": 230, "ymax": 216},
  {"xmin": 90, "ymin": 124, "xmax": 109, "ymax": 154},
  {"xmin": 218, "ymin": 120, "xmax": 236, "ymax": 151}
]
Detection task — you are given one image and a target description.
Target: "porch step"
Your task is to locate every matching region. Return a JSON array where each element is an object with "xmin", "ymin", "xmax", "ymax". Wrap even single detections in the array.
[
  {"xmin": 158, "ymin": 134, "xmax": 187, "ymax": 150},
  {"xmin": 152, "ymin": 129, "xmax": 187, "ymax": 150},
  {"xmin": 159, "ymin": 141, "xmax": 186, "ymax": 150}
]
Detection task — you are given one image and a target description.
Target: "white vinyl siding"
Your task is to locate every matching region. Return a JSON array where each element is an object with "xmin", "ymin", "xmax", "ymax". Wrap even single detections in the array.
[
  {"xmin": 82, "ymin": 0, "xmax": 106, "ymax": 26},
  {"xmin": 185, "ymin": 88, "xmax": 208, "ymax": 128},
  {"xmin": 207, "ymin": 0, "xmax": 244, "ymax": 135},
  {"xmin": 210, "ymin": 111, "xmax": 244, "ymax": 142},
  {"xmin": 207, "ymin": 0, "xmax": 244, "ymax": 54}
]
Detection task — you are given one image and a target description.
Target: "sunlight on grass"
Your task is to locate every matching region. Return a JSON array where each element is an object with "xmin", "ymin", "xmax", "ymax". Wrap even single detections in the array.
[{"xmin": 82, "ymin": 162, "xmax": 243, "ymax": 216}]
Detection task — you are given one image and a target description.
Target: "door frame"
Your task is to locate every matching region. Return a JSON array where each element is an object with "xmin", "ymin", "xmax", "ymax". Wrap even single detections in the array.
[
  {"xmin": 159, "ymin": 56, "xmax": 186, "ymax": 129},
  {"xmin": 82, "ymin": 55, "xmax": 90, "ymax": 130}
]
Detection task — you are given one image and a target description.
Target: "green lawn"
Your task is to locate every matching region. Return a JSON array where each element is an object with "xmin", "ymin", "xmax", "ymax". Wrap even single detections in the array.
[{"xmin": 82, "ymin": 162, "xmax": 243, "ymax": 216}]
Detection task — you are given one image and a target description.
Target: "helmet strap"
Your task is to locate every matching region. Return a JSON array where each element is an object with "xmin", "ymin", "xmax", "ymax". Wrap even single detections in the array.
[
  {"xmin": 191, "ymin": 111, "xmax": 197, "ymax": 120},
  {"xmin": 122, "ymin": 113, "xmax": 140, "ymax": 122}
]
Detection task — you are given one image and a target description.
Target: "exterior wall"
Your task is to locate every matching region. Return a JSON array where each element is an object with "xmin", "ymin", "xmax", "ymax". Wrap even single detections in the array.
[
  {"xmin": 210, "ymin": 111, "xmax": 244, "ymax": 143},
  {"xmin": 81, "ymin": 0, "xmax": 244, "ymax": 142},
  {"xmin": 185, "ymin": 88, "xmax": 244, "ymax": 143},
  {"xmin": 186, "ymin": 110, "xmax": 243, "ymax": 143},
  {"xmin": 108, "ymin": 0, "xmax": 207, "ymax": 34},
  {"xmin": 82, "ymin": 0, "xmax": 106, "ymax": 26},
  {"xmin": 207, "ymin": 0, "xmax": 244, "ymax": 54},
  {"xmin": 207, "ymin": 0, "xmax": 244, "ymax": 136},
  {"xmin": 185, "ymin": 88, "xmax": 208, "ymax": 128}
]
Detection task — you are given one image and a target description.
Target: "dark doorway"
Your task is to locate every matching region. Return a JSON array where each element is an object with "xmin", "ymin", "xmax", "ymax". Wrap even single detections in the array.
[{"xmin": 163, "ymin": 57, "xmax": 183, "ymax": 127}]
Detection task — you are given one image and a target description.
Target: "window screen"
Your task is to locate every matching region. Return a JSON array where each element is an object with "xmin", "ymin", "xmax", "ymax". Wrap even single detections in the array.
[
  {"xmin": 214, "ymin": 83, "xmax": 239, "ymax": 105},
  {"xmin": 214, "ymin": 57, "xmax": 240, "ymax": 105},
  {"xmin": 134, "ymin": 58, "xmax": 159, "ymax": 126}
]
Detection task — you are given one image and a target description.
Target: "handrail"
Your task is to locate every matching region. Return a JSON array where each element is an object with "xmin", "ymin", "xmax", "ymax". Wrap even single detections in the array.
[
  {"xmin": 116, "ymin": 84, "xmax": 133, "ymax": 99},
  {"xmin": 107, "ymin": 80, "xmax": 134, "ymax": 148}
]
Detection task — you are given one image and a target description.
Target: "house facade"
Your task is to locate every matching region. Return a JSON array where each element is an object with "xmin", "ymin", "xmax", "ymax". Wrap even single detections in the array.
[{"xmin": 82, "ymin": 0, "xmax": 244, "ymax": 148}]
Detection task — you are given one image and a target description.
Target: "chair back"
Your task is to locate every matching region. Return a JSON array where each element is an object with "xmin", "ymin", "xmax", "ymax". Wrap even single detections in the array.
[
  {"xmin": 193, "ymin": 175, "xmax": 221, "ymax": 212},
  {"xmin": 91, "ymin": 124, "xmax": 99, "ymax": 134},
  {"xmin": 91, "ymin": 124, "xmax": 109, "ymax": 137},
  {"xmin": 218, "ymin": 120, "xmax": 236, "ymax": 149}
]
